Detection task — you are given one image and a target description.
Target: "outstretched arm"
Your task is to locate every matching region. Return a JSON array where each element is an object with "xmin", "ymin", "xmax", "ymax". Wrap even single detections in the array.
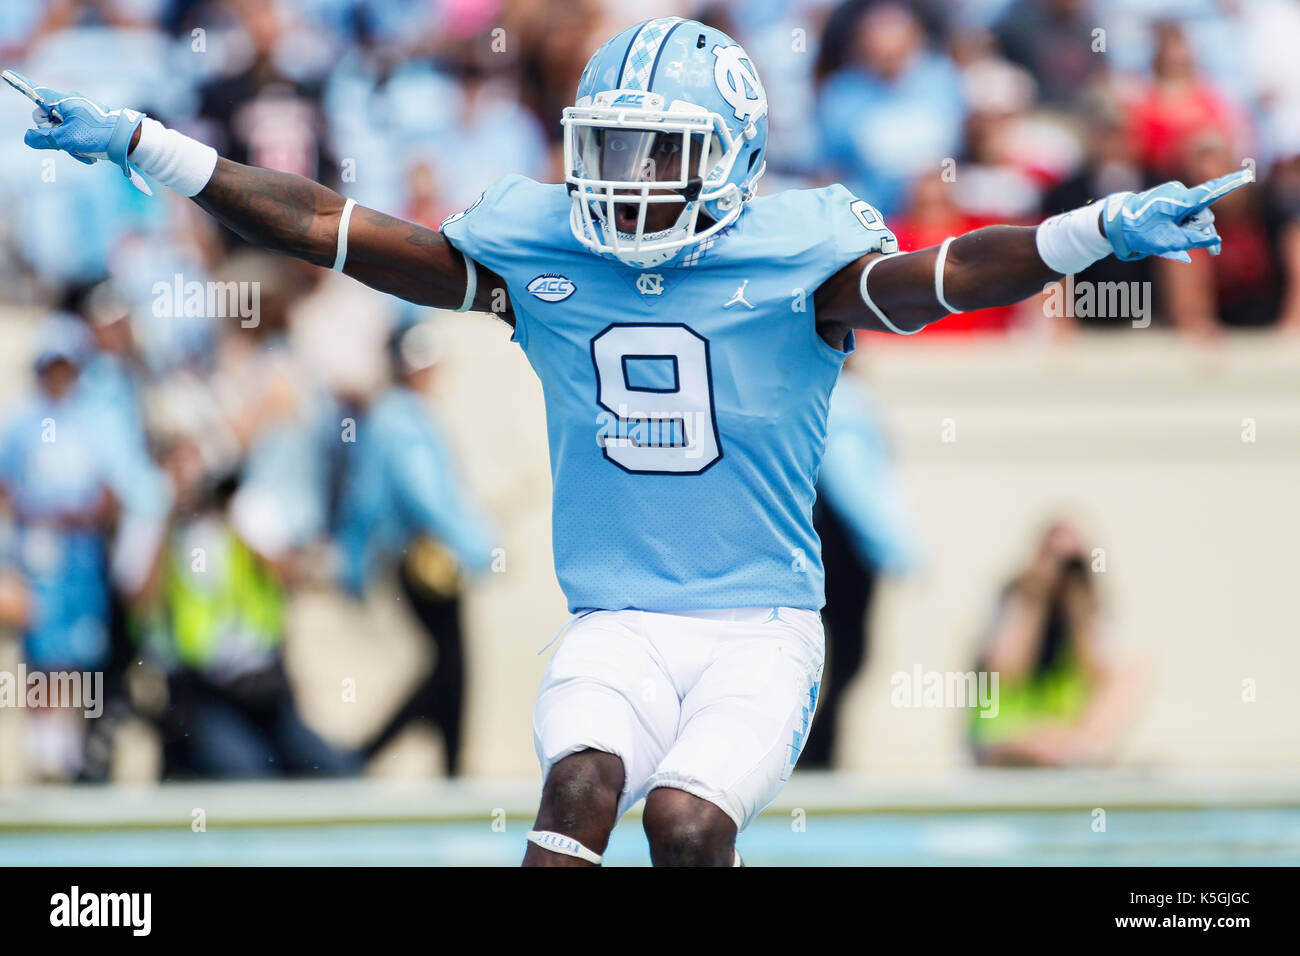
[
  {"xmin": 4, "ymin": 69, "xmax": 508, "ymax": 317},
  {"xmin": 191, "ymin": 156, "xmax": 506, "ymax": 314},
  {"xmin": 815, "ymin": 171, "xmax": 1253, "ymax": 345}
]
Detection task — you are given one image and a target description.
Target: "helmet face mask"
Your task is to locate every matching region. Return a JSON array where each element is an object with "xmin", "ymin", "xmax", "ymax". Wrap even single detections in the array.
[
  {"xmin": 563, "ymin": 96, "xmax": 743, "ymax": 267},
  {"xmin": 563, "ymin": 19, "xmax": 768, "ymax": 269}
]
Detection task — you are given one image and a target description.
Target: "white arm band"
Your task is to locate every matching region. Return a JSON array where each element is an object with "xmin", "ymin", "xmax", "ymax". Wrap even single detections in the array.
[
  {"xmin": 332, "ymin": 198, "xmax": 356, "ymax": 273},
  {"xmin": 128, "ymin": 118, "xmax": 218, "ymax": 197},
  {"xmin": 1035, "ymin": 202, "xmax": 1112, "ymax": 275},
  {"xmin": 859, "ymin": 252, "xmax": 923, "ymax": 335},
  {"xmin": 454, "ymin": 249, "xmax": 477, "ymax": 312},
  {"xmin": 934, "ymin": 236, "xmax": 959, "ymax": 313}
]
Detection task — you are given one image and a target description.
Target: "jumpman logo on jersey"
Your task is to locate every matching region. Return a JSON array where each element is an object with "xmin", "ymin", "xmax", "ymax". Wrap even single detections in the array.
[
  {"xmin": 724, "ymin": 279, "xmax": 754, "ymax": 309},
  {"xmin": 764, "ymin": 606, "xmax": 784, "ymax": 623}
]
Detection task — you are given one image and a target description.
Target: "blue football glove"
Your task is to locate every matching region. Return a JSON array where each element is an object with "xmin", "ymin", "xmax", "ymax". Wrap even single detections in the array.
[
  {"xmin": 1102, "ymin": 169, "xmax": 1253, "ymax": 264},
  {"xmin": 2, "ymin": 68, "xmax": 150, "ymax": 195}
]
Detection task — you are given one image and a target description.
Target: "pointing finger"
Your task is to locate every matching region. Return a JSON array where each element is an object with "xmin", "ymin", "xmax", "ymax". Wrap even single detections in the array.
[{"xmin": 1186, "ymin": 168, "xmax": 1254, "ymax": 214}]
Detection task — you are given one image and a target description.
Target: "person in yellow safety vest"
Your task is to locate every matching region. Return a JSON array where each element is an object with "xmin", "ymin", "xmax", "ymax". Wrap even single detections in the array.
[
  {"xmin": 133, "ymin": 432, "xmax": 359, "ymax": 778},
  {"xmin": 969, "ymin": 520, "xmax": 1144, "ymax": 767}
]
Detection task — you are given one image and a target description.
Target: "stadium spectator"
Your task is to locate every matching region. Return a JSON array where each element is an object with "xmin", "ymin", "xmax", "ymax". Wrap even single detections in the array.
[
  {"xmin": 334, "ymin": 322, "xmax": 497, "ymax": 776},
  {"xmin": 195, "ymin": 0, "xmax": 336, "ymax": 183},
  {"xmin": 1038, "ymin": 99, "xmax": 1152, "ymax": 332},
  {"xmin": 1268, "ymin": 148, "xmax": 1300, "ymax": 332},
  {"xmin": 131, "ymin": 414, "xmax": 359, "ymax": 779},
  {"xmin": 1156, "ymin": 131, "xmax": 1281, "ymax": 334},
  {"xmin": 0, "ymin": 313, "xmax": 130, "ymax": 779},
  {"xmin": 1125, "ymin": 20, "xmax": 1248, "ymax": 184},
  {"xmin": 992, "ymin": 0, "xmax": 1102, "ymax": 108},
  {"xmin": 969, "ymin": 519, "xmax": 1141, "ymax": 767},
  {"xmin": 815, "ymin": 0, "xmax": 966, "ymax": 215}
]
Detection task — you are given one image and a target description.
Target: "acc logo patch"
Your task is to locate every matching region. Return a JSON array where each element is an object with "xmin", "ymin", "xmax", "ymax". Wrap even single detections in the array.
[{"xmin": 528, "ymin": 274, "xmax": 576, "ymax": 302}]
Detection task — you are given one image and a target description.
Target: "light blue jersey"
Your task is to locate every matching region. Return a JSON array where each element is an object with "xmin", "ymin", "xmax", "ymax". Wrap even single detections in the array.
[{"xmin": 442, "ymin": 175, "xmax": 894, "ymax": 612}]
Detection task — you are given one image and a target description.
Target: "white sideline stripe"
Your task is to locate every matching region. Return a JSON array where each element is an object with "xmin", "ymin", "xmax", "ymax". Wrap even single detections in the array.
[{"xmin": 1, "ymin": 769, "xmax": 1295, "ymax": 829}]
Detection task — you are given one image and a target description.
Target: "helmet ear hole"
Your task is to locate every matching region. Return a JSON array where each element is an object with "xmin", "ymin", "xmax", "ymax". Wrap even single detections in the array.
[{"xmin": 747, "ymin": 151, "xmax": 761, "ymax": 172}]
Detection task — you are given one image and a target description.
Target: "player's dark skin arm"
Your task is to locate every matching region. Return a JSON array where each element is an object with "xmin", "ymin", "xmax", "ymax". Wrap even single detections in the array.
[
  {"xmin": 815, "ymin": 223, "xmax": 1089, "ymax": 347},
  {"xmin": 124, "ymin": 122, "xmax": 512, "ymax": 320}
]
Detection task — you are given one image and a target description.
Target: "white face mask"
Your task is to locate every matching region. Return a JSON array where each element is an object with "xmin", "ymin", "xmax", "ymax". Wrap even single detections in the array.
[{"xmin": 563, "ymin": 91, "xmax": 747, "ymax": 268}]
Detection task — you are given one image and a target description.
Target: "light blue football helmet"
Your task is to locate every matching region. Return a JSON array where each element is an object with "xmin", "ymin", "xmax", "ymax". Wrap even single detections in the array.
[{"xmin": 563, "ymin": 17, "xmax": 769, "ymax": 268}]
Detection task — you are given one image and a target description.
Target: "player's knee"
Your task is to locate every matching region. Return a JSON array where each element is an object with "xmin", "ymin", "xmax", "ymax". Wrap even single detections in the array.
[
  {"xmin": 643, "ymin": 787, "xmax": 737, "ymax": 867},
  {"xmin": 538, "ymin": 749, "xmax": 624, "ymax": 831}
]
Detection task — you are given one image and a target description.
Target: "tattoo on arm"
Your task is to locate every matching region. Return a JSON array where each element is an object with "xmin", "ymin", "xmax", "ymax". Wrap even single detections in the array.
[
  {"xmin": 194, "ymin": 158, "xmax": 336, "ymax": 264},
  {"xmin": 192, "ymin": 158, "xmax": 511, "ymax": 318}
]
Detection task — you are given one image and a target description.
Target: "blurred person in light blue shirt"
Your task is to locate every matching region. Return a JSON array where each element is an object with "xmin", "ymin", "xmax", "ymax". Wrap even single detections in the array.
[
  {"xmin": 816, "ymin": 0, "xmax": 965, "ymax": 216},
  {"xmin": 802, "ymin": 364, "xmax": 918, "ymax": 767},
  {"xmin": 0, "ymin": 311, "xmax": 153, "ymax": 780},
  {"xmin": 0, "ymin": 313, "xmax": 119, "ymax": 673},
  {"xmin": 336, "ymin": 320, "xmax": 496, "ymax": 595},
  {"xmin": 335, "ymin": 320, "xmax": 496, "ymax": 775}
]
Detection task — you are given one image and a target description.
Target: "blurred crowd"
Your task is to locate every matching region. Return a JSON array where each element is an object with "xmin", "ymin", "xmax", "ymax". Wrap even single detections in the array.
[
  {"xmin": 1, "ymin": 0, "xmax": 1298, "ymax": 332},
  {"xmin": 0, "ymin": 0, "xmax": 1292, "ymax": 781}
]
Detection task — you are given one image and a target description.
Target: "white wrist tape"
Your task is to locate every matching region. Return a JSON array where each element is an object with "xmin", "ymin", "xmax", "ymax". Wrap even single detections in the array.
[
  {"xmin": 934, "ymin": 236, "xmax": 959, "ymax": 313},
  {"xmin": 859, "ymin": 253, "xmax": 923, "ymax": 335},
  {"xmin": 1035, "ymin": 203, "xmax": 1112, "ymax": 275},
  {"xmin": 128, "ymin": 118, "xmax": 217, "ymax": 197},
  {"xmin": 526, "ymin": 829, "xmax": 602, "ymax": 864},
  {"xmin": 332, "ymin": 198, "xmax": 356, "ymax": 273}
]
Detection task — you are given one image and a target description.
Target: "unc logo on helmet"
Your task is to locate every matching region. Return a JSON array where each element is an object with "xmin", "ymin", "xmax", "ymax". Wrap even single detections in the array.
[
  {"xmin": 562, "ymin": 18, "xmax": 769, "ymax": 269},
  {"xmin": 711, "ymin": 45, "xmax": 765, "ymax": 124}
]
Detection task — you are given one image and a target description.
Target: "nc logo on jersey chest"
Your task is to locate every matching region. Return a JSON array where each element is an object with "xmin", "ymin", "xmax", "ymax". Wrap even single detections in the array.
[
  {"xmin": 528, "ymin": 273, "xmax": 576, "ymax": 302},
  {"xmin": 636, "ymin": 273, "xmax": 665, "ymax": 296}
]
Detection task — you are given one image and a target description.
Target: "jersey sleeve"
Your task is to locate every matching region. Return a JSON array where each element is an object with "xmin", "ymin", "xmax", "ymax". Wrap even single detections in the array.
[
  {"xmin": 438, "ymin": 174, "xmax": 557, "ymax": 349},
  {"xmin": 823, "ymin": 183, "xmax": 899, "ymax": 269},
  {"xmin": 439, "ymin": 175, "xmax": 523, "ymax": 268}
]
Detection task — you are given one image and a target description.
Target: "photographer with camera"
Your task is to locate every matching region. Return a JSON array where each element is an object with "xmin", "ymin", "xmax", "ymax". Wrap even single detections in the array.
[{"xmin": 970, "ymin": 519, "xmax": 1143, "ymax": 767}]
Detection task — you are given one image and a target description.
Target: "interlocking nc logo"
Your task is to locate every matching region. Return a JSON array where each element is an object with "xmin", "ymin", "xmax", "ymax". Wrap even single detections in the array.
[
  {"xmin": 636, "ymin": 272, "xmax": 665, "ymax": 296},
  {"xmin": 712, "ymin": 44, "xmax": 766, "ymax": 123}
]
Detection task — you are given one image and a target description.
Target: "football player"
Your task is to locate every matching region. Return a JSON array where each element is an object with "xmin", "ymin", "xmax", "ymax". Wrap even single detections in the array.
[{"xmin": 4, "ymin": 17, "xmax": 1249, "ymax": 866}]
